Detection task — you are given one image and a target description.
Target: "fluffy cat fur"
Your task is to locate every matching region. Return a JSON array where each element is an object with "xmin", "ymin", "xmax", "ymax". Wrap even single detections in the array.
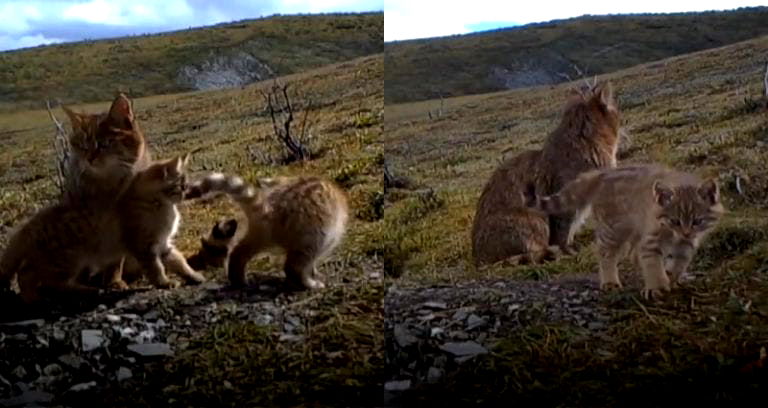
[
  {"xmin": 525, "ymin": 164, "xmax": 724, "ymax": 299},
  {"xmin": 184, "ymin": 174, "xmax": 349, "ymax": 290},
  {"xmin": 471, "ymin": 82, "xmax": 621, "ymax": 266},
  {"xmin": 0, "ymin": 155, "xmax": 204, "ymax": 304}
]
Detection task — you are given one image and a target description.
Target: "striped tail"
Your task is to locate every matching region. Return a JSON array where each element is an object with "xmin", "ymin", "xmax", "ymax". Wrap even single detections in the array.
[
  {"xmin": 184, "ymin": 172, "xmax": 257, "ymax": 205},
  {"xmin": 526, "ymin": 170, "xmax": 604, "ymax": 215}
]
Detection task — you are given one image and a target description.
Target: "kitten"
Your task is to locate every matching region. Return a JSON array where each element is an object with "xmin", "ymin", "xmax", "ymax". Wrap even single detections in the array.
[
  {"xmin": 186, "ymin": 218, "xmax": 239, "ymax": 271},
  {"xmin": 471, "ymin": 82, "xmax": 621, "ymax": 265},
  {"xmin": 0, "ymin": 155, "xmax": 204, "ymax": 304},
  {"xmin": 184, "ymin": 174, "xmax": 349, "ymax": 290},
  {"xmin": 525, "ymin": 164, "xmax": 724, "ymax": 299}
]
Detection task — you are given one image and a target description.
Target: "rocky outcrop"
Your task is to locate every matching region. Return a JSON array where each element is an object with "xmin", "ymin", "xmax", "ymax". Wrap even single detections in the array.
[{"xmin": 177, "ymin": 51, "xmax": 275, "ymax": 91}]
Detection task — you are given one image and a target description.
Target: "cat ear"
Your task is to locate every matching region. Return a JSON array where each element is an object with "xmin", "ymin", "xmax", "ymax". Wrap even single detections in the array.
[
  {"xmin": 698, "ymin": 178, "xmax": 720, "ymax": 205},
  {"xmin": 596, "ymin": 81, "xmax": 615, "ymax": 110},
  {"xmin": 180, "ymin": 153, "xmax": 191, "ymax": 170},
  {"xmin": 107, "ymin": 94, "xmax": 134, "ymax": 129},
  {"xmin": 653, "ymin": 181, "xmax": 674, "ymax": 207},
  {"xmin": 62, "ymin": 106, "xmax": 84, "ymax": 130}
]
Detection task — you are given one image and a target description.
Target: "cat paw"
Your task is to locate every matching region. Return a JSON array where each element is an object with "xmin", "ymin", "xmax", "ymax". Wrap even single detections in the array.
[
  {"xmin": 153, "ymin": 279, "xmax": 181, "ymax": 289},
  {"xmin": 641, "ymin": 286, "xmax": 670, "ymax": 300},
  {"xmin": 107, "ymin": 280, "xmax": 130, "ymax": 291},
  {"xmin": 600, "ymin": 281, "xmax": 623, "ymax": 291},
  {"xmin": 183, "ymin": 271, "xmax": 207, "ymax": 285}
]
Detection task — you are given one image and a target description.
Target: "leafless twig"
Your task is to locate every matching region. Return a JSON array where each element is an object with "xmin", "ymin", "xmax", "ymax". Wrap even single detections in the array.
[{"xmin": 46, "ymin": 99, "xmax": 71, "ymax": 198}]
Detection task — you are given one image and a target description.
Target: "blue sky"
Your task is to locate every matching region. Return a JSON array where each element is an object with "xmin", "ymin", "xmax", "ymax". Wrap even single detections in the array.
[
  {"xmin": 384, "ymin": 0, "xmax": 768, "ymax": 42},
  {"xmin": 0, "ymin": 0, "xmax": 384, "ymax": 51}
]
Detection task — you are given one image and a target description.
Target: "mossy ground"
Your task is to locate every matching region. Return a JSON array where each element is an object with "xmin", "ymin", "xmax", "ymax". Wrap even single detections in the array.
[
  {"xmin": 0, "ymin": 54, "xmax": 384, "ymax": 407},
  {"xmin": 384, "ymin": 34, "xmax": 768, "ymax": 405}
]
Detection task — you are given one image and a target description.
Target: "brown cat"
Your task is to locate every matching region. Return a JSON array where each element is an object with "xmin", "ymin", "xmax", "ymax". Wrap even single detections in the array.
[
  {"xmin": 186, "ymin": 218, "xmax": 239, "ymax": 271},
  {"xmin": 525, "ymin": 164, "xmax": 724, "ymax": 299},
  {"xmin": 184, "ymin": 174, "xmax": 349, "ymax": 290},
  {"xmin": 471, "ymin": 82, "xmax": 621, "ymax": 266},
  {"xmin": 0, "ymin": 155, "xmax": 204, "ymax": 304},
  {"xmin": 61, "ymin": 93, "xmax": 151, "ymax": 207}
]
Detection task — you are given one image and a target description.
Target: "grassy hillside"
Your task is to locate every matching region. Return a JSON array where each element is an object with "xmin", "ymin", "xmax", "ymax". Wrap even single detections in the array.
[
  {"xmin": 0, "ymin": 54, "xmax": 384, "ymax": 406},
  {"xmin": 384, "ymin": 33, "xmax": 768, "ymax": 404},
  {"xmin": 384, "ymin": 6, "xmax": 768, "ymax": 104},
  {"xmin": 0, "ymin": 12, "xmax": 383, "ymax": 113}
]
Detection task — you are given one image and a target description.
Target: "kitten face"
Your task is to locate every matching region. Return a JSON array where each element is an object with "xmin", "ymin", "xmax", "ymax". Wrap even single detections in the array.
[
  {"xmin": 134, "ymin": 155, "xmax": 190, "ymax": 203},
  {"xmin": 654, "ymin": 179, "xmax": 723, "ymax": 279}
]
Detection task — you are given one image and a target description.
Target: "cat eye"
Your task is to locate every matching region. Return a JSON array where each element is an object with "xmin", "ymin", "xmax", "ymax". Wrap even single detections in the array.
[
  {"xmin": 692, "ymin": 218, "xmax": 702, "ymax": 226},
  {"xmin": 670, "ymin": 219, "xmax": 681, "ymax": 226}
]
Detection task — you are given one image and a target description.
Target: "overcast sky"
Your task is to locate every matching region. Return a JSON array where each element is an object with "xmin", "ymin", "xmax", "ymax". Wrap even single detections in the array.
[
  {"xmin": 0, "ymin": 0, "xmax": 383, "ymax": 51},
  {"xmin": 384, "ymin": 0, "xmax": 768, "ymax": 42}
]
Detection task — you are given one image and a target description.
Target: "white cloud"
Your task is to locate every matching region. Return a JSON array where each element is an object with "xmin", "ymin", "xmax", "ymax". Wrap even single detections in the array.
[
  {"xmin": 0, "ymin": 34, "xmax": 64, "ymax": 51},
  {"xmin": 384, "ymin": 0, "xmax": 768, "ymax": 41},
  {"xmin": 61, "ymin": 0, "xmax": 194, "ymax": 26}
]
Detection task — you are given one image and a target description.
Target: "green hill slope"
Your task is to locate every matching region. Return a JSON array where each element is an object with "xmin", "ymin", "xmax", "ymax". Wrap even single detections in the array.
[
  {"xmin": 384, "ymin": 6, "xmax": 768, "ymax": 104},
  {"xmin": 0, "ymin": 12, "xmax": 383, "ymax": 112}
]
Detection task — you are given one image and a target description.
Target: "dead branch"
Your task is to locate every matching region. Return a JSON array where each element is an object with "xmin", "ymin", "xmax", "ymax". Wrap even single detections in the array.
[
  {"xmin": 46, "ymin": 100, "xmax": 72, "ymax": 198},
  {"xmin": 260, "ymin": 80, "xmax": 311, "ymax": 163}
]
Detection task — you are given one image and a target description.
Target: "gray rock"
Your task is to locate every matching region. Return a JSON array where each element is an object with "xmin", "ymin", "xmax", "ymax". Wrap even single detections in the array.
[
  {"xmin": 69, "ymin": 381, "xmax": 97, "ymax": 392},
  {"xmin": 466, "ymin": 314, "xmax": 486, "ymax": 330},
  {"xmin": 81, "ymin": 330, "xmax": 105, "ymax": 351},
  {"xmin": 439, "ymin": 341, "xmax": 488, "ymax": 357},
  {"xmin": 105, "ymin": 314, "xmax": 122, "ymax": 323},
  {"xmin": 117, "ymin": 367, "xmax": 132, "ymax": 382},
  {"xmin": 43, "ymin": 363, "xmax": 63, "ymax": 377},
  {"xmin": 11, "ymin": 365, "xmax": 26, "ymax": 379},
  {"xmin": 384, "ymin": 380, "xmax": 411, "ymax": 392},
  {"xmin": 143, "ymin": 310, "xmax": 160, "ymax": 321},
  {"xmin": 278, "ymin": 333, "xmax": 304, "ymax": 342},
  {"xmin": 430, "ymin": 327, "xmax": 444, "ymax": 338},
  {"xmin": 0, "ymin": 390, "xmax": 54, "ymax": 407},
  {"xmin": 52, "ymin": 327, "xmax": 66, "ymax": 342},
  {"xmin": 253, "ymin": 314, "xmax": 273, "ymax": 326},
  {"xmin": 58, "ymin": 354, "xmax": 84, "ymax": 370},
  {"xmin": 427, "ymin": 366, "xmax": 443, "ymax": 383},
  {"xmin": 0, "ymin": 319, "xmax": 45, "ymax": 328},
  {"xmin": 421, "ymin": 301, "xmax": 448, "ymax": 310},
  {"xmin": 394, "ymin": 324, "xmax": 418, "ymax": 348},
  {"xmin": 127, "ymin": 343, "xmax": 173, "ymax": 357}
]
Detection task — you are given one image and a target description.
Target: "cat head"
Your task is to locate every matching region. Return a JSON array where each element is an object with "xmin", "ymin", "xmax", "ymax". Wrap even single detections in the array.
[
  {"xmin": 62, "ymin": 93, "xmax": 145, "ymax": 167},
  {"xmin": 133, "ymin": 153, "xmax": 191, "ymax": 203},
  {"xmin": 189, "ymin": 218, "xmax": 238, "ymax": 269},
  {"xmin": 653, "ymin": 178, "xmax": 724, "ymax": 246},
  {"xmin": 564, "ymin": 80, "xmax": 621, "ymax": 139}
]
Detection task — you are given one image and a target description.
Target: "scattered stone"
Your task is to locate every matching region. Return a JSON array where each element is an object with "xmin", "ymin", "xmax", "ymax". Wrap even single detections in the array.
[
  {"xmin": 42, "ymin": 364, "xmax": 63, "ymax": 377},
  {"xmin": 8, "ymin": 333, "xmax": 28, "ymax": 341},
  {"xmin": 69, "ymin": 381, "xmax": 97, "ymax": 392},
  {"xmin": 58, "ymin": 354, "xmax": 84, "ymax": 370},
  {"xmin": 430, "ymin": 327, "xmax": 444, "ymax": 338},
  {"xmin": 117, "ymin": 367, "xmax": 133, "ymax": 382},
  {"xmin": 427, "ymin": 366, "xmax": 443, "ymax": 383},
  {"xmin": 0, "ymin": 319, "xmax": 45, "ymax": 328},
  {"xmin": 11, "ymin": 365, "xmax": 27, "ymax": 379},
  {"xmin": 253, "ymin": 314, "xmax": 273, "ymax": 326},
  {"xmin": 143, "ymin": 310, "xmax": 160, "ymax": 321},
  {"xmin": 466, "ymin": 314, "xmax": 486, "ymax": 330},
  {"xmin": 81, "ymin": 330, "xmax": 105, "ymax": 352},
  {"xmin": 0, "ymin": 390, "xmax": 54, "ymax": 407},
  {"xmin": 52, "ymin": 328, "xmax": 66, "ymax": 342},
  {"xmin": 105, "ymin": 314, "xmax": 122, "ymax": 323},
  {"xmin": 278, "ymin": 333, "xmax": 304, "ymax": 342},
  {"xmin": 394, "ymin": 324, "xmax": 417, "ymax": 348},
  {"xmin": 384, "ymin": 380, "xmax": 411, "ymax": 392},
  {"xmin": 439, "ymin": 341, "xmax": 488, "ymax": 357},
  {"xmin": 127, "ymin": 343, "xmax": 173, "ymax": 357},
  {"xmin": 421, "ymin": 301, "xmax": 447, "ymax": 310}
]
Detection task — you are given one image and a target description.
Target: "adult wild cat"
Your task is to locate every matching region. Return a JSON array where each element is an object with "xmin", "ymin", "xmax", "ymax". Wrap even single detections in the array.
[
  {"xmin": 525, "ymin": 164, "xmax": 724, "ymax": 299},
  {"xmin": 184, "ymin": 174, "xmax": 349, "ymax": 290},
  {"xmin": 471, "ymin": 82, "xmax": 621, "ymax": 266},
  {"xmin": 0, "ymin": 155, "xmax": 204, "ymax": 304}
]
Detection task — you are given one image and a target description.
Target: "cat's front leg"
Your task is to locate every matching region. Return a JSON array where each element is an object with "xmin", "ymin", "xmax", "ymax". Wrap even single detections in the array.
[
  {"xmin": 102, "ymin": 256, "xmax": 129, "ymax": 290},
  {"xmin": 638, "ymin": 251, "xmax": 671, "ymax": 300},
  {"xmin": 136, "ymin": 253, "xmax": 179, "ymax": 289}
]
